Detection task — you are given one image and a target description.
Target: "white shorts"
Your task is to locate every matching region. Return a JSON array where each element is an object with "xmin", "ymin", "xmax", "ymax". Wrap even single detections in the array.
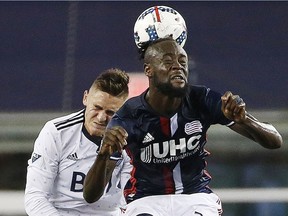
[{"xmin": 122, "ymin": 193, "xmax": 222, "ymax": 216}]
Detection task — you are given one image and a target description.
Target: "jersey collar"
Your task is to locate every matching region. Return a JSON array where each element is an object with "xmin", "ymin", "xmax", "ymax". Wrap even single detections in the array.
[{"xmin": 82, "ymin": 125, "xmax": 102, "ymax": 147}]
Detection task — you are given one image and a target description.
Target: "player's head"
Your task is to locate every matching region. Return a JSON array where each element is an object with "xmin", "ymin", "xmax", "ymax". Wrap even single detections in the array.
[
  {"xmin": 137, "ymin": 32, "xmax": 185, "ymax": 60},
  {"xmin": 143, "ymin": 37, "xmax": 188, "ymax": 97},
  {"xmin": 90, "ymin": 68, "xmax": 129, "ymax": 98},
  {"xmin": 83, "ymin": 68, "xmax": 129, "ymax": 137}
]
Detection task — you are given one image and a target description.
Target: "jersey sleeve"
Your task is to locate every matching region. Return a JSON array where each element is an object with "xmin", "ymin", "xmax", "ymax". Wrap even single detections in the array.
[
  {"xmin": 119, "ymin": 150, "xmax": 132, "ymax": 208},
  {"xmin": 107, "ymin": 114, "xmax": 128, "ymax": 129},
  {"xmin": 204, "ymin": 88, "xmax": 234, "ymax": 126},
  {"xmin": 120, "ymin": 151, "xmax": 132, "ymax": 187},
  {"xmin": 24, "ymin": 121, "xmax": 62, "ymax": 216}
]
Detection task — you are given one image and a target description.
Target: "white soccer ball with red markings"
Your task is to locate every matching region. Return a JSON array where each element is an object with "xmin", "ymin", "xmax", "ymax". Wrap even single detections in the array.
[{"xmin": 134, "ymin": 5, "xmax": 187, "ymax": 48}]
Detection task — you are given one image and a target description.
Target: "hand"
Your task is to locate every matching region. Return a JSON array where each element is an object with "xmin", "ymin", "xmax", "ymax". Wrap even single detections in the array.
[
  {"xmin": 99, "ymin": 126, "xmax": 128, "ymax": 156},
  {"xmin": 221, "ymin": 91, "xmax": 246, "ymax": 123}
]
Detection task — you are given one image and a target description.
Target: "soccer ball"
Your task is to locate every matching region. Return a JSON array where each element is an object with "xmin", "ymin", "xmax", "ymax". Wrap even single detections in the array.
[{"xmin": 134, "ymin": 5, "xmax": 187, "ymax": 49}]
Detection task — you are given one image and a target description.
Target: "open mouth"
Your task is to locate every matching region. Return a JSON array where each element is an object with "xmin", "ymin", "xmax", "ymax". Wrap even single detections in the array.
[
  {"xmin": 171, "ymin": 75, "xmax": 184, "ymax": 80},
  {"xmin": 171, "ymin": 73, "xmax": 186, "ymax": 82}
]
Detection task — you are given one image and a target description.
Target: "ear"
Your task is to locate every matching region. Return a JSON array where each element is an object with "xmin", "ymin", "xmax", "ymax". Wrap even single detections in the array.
[
  {"xmin": 82, "ymin": 90, "xmax": 88, "ymax": 106},
  {"xmin": 144, "ymin": 63, "xmax": 152, "ymax": 77}
]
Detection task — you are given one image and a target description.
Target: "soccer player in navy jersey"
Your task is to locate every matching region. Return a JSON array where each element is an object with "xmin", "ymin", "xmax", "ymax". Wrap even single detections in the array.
[
  {"xmin": 24, "ymin": 68, "xmax": 132, "ymax": 216},
  {"xmin": 83, "ymin": 38, "xmax": 283, "ymax": 216}
]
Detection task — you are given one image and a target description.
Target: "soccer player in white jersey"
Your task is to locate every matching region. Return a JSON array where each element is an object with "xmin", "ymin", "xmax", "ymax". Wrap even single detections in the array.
[{"xmin": 24, "ymin": 68, "xmax": 132, "ymax": 216}]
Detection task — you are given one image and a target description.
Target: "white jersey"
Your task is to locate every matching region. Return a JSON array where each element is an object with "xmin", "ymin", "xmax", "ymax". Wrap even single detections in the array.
[{"xmin": 25, "ymin": 110, "xmax": 132, "ymax": 216}]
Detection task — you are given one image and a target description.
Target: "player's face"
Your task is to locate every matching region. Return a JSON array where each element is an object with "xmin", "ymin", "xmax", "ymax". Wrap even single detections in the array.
[
  {"xmin": 147, "ymin": 40, "xmax": 188, "ymax": 97},
  {"xmin": 82, "ymin": 88, "xmax": 125, "ymax": 137}
]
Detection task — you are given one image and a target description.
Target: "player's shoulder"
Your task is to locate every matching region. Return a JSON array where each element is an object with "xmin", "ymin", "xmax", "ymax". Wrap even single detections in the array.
[
  {"xmin": 184, "ymin": 85, "xmax": 223, "ymax": 111},
  {"xmin": 116, "ymin": 92, "xmax": 146, "ymax": 118},
  {"xmin": 47, "ymin": 109, "xmax": 85, "ymax": 131},
  {"xmin": 187, "ymin": 85, "xmax": 211, "ymax": 99}
]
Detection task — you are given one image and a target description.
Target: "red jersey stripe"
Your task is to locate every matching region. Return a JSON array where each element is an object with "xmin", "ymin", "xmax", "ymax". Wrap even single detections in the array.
[{"xmin": 160, "ymin": 117, "xmax": 170, "ymax": 137}]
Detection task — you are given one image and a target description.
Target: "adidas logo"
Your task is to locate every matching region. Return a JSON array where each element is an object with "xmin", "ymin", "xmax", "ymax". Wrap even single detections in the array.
[
  {"xmin": 142, "ymin": 133, "xmax": 154, "ymax": 143},
  {"xmin": 67, "ymin": 152, "xmax": 78, "ymax": 161}
]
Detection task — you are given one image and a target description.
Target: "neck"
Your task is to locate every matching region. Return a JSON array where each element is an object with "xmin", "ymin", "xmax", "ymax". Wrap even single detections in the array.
[{"xmin": 145, "ymin": 90, "xmax": 182, "ymax": 117}]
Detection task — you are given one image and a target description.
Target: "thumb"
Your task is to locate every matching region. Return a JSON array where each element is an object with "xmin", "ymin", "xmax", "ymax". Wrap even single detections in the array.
[{"xmin": 221, "ymin": 91, "xmax": 232, "ymax": 102}]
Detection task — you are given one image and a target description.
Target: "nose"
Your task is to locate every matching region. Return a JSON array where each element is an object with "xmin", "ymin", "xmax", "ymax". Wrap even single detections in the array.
[
  {"xmin": 96, "ymin": 110, "xmax": 107, "ymax": 122},
  {"xmin": 171, "ymin": 60, "xmax": 183, "ymax": 70}
]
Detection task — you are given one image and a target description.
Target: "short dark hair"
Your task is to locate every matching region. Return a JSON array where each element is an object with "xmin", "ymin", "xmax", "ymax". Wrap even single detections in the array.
[
  {"xmin": 92, "ymin": 68, "xmax": 129, "ymax": 98},
  {"xmin": 138, "ymin": 37, "xmax": 175, "ymax": 60}
]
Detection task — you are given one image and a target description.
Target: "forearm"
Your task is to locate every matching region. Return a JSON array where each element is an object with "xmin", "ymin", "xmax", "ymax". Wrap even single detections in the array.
[
  {"xmin": 83, "ymin": 154, "xmax": 110, "ymax": 203},
  {"xmin": 232, "ymin": 113, "xmax": 283, "ymax": 149},
  {"xmin": 83, "ymin": 126, "xmax": 128, "ymax": 203},
  {"xmin": 221, "ymin": 91, "xmax": 283, "ymax": 149}
]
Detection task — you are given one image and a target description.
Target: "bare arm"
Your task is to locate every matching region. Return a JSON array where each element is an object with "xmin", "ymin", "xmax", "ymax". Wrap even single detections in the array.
[
  {"xmin": 83, "ymin": 154, "xmax": 117, "ymax": 203},
  {"xmin": 221, "ymin": 91, "xmax": 283, "ymax": 149},
  {"xmin": 83, "ymin": 126, "xmax": 128, "ymax": 203}
]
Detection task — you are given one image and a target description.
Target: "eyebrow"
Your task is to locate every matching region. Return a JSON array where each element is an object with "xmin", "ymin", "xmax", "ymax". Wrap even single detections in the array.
[
  {"xmin": 95, "ymin": 104, "xmax": 117, "ymax": 112},
  {"xmin": 162, "ymin": 53, "xmax": 187, "ymax": 58}
]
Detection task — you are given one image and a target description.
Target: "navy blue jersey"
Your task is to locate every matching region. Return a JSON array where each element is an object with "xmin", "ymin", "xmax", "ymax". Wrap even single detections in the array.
[{"xmin": 108, "ymin": 85, "xmax": 233, "ymax": 203}]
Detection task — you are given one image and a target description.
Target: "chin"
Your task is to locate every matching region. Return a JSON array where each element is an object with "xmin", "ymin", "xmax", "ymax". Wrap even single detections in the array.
[
  {"xmin": 95, "ymin": 129, "xmax": 105, "ymax": 136},
  {"xmin": 157, "ymin": 83, "xmax": 186, "ymax": 97},
  {"xmin": 90, "ymin": 126, "xmax": 104, "ymax": 136},
  {"xmin": 170, "ymin": 85, "xmax": 187, "ymax": 97}
]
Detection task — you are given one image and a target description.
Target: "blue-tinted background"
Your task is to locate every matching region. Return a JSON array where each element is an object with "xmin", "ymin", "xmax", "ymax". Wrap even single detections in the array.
[{"xmin": 1, "ymin": 1, "xmax": 287, "ymax": 111}]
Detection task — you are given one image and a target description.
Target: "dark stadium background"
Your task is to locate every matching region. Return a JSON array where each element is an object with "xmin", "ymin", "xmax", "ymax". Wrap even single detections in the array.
[
  {"xmin": 0, "ymin": 1, "xmax": 287, "ymax": 111},
  {"xmin": 0, "ymin": 2, "xmax": 287, "ymax": 216}
]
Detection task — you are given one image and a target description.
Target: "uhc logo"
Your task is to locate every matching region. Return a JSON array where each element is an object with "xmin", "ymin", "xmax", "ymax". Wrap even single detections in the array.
[
  {"xmin": 140, "ymin": 120, "xmax": 203, "ymax": 164},
  {"xmin": 140, "ymin": 135, "xmax": 201, "ymax": 164}
]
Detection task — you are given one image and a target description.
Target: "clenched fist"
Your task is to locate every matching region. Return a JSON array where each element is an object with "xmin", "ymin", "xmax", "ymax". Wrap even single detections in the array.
[{"xmin": 221, "ymin": 91, "xmax": 246, "ymax": 123}]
